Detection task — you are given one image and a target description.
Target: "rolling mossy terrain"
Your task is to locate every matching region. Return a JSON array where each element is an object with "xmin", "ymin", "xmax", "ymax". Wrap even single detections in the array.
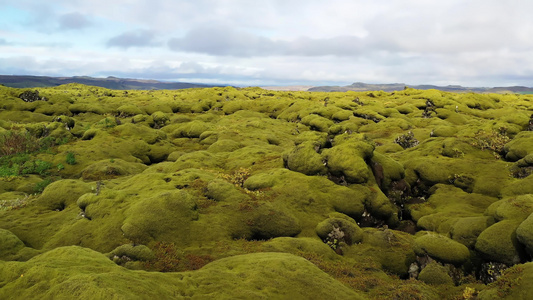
[{"xmin": 1, "ymin": 84, "xmax": 533, "ymax": 299}]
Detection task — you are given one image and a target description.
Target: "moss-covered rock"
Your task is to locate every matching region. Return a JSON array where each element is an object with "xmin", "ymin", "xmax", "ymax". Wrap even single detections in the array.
[
  {"xmin": 283, "ymin": 141, "xmax": 327, "ymax": 175},
  {"xmin": 37, "ymin": 179, "xmax": 93, "ymax": 211},
  {"xmin": 0, "ymin": 246, "xmax": 365, "ymax": 299},
  {"xmin": 504, "ymin": 131, "xmax": 533, "ymax": 161},
  {"xmin": 322, "ymin": 142, "xmax": 373, "ymax": 184},
  {"xmin": 81, "ymin": 159, "xmax": 148, "ymax": 181},
  {"xmin": 475, "ymin": 220, "xmax": 526, "ymax": 265},
  {"xmin": 121, "ymin": 190, "xmax": 199, "ymax": 244},
  {"xmin": 450, "ymin": 216, "xmax": 495, "ymax": 248},
  {"xmin": 414, "ymin": 232, "xmax": 470, "ymax": 265},
  {"xmin": 108, "ymin": 244, "xmax": 155, "ymax": 263},
  {"xmin": 516, "ymin": 213, "xmax": 533, "ymax": 257},
  {"xmin": 344, "ymin": 227, "xmax": 416, "ymax": 276},
  {"xmin": 418, "ymin": 261, "xmax": 454, "ymax": 285},
  {"xmin": 315, "ymin": 215, "xmax": 363, "ymax": 245},
  {"xmin": 0, "ymin": 228, "xmax": 25, "ymax": 259}
]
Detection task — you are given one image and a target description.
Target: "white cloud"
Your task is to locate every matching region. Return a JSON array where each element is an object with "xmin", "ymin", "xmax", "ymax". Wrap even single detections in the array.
[{"xmin": 1, "ymin": 0, "xmax": 533, "ymax": 86}]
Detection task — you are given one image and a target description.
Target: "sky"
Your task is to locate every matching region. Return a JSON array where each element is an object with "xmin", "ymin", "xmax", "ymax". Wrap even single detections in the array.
[{"xmin": 1, "ymin": 0, "xmax": 533, "ymax": 87}]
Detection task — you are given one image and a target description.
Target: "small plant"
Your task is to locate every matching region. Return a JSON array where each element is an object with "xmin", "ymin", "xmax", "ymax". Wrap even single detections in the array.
[
  {"xmin": 0, "ymin": 130, "xmax": 40, "ymax": 156},
  {"xmin": 0, "ymin": 195, "xmax": 34, "ymax": 211},
  {"xmin": 220, "ymin": 167, "xmax": 251, "ymax": 187},
  {"xmin": 34, "ymin": 178, "xmax": 52, "ymax": 193},
  {"xmin": 66, "ymin": 152, "xmax": 77, "ymax": 165},
  {"xmin": 57, "ymin": 163, "xmax": 65, "ymax": 171},
  {"xmin": 471, "ymin": 127, "xmax": 510, "ymax": 159},
  {"xmin": 324, "ymin": 226, "xmax": 345, "ymax": 253},
  {"xmin": 394, "ymin": 131, "xmax": 419, "ymax": 149}
]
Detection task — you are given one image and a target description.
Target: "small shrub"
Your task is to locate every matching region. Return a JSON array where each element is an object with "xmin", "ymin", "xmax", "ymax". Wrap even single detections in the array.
[
  {"xmin": 220, "ymin": 167, "xmax": 251, "ymax": 187},
  {"xmin": 471, "ymin": 128, "xmax": 510, "ymax": 158},
  {"xmin": 0, "ymin": 130, "xmax": 41, "ymax": 156},
  {"xmin": 34, "ymin": 178, "xmax": 52, "ymax": 193},
  {"xmin": 394, "ymin": 131, "xmax": 419, "ymax": 149},
  {"xmin": 66, "ymin": 152, "xmax": 76, "ymax": 165}
]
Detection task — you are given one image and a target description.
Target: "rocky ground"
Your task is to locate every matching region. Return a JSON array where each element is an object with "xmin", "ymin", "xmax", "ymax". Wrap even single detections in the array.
[{"xmin": 1, "ymin": 85, "xmax": 533, "ymax": 299}]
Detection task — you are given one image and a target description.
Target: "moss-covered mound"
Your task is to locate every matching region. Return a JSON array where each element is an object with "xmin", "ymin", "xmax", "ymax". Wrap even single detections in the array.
[{"xmin": 2, "ymin": 84, "xmax": 533, "ymax": 298}]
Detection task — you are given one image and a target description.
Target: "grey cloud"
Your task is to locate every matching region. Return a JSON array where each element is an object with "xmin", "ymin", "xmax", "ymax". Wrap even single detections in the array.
[
  {"xmin": 58, "ymin": 12, "xmax": 92, "ymax": 30},
  {"xmin": 168, "ymin": 25, "xmax": 370, "ymax": 57},
  {"xmin": 107, "ymin": 30, "xmax": 158, "ymax": 48},
  {"xmin": 0, "ymin": 38, "xmax": 8, "ymax": 45}
]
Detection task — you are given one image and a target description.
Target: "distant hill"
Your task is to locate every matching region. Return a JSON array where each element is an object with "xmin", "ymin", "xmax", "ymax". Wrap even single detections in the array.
[
  {"xmin": 0, "ymin": 75, "xmax": 222, "ymax": 90},
  {"xmin": 308, "ymin": 82, "xmax": 533, "ymax": 94}
]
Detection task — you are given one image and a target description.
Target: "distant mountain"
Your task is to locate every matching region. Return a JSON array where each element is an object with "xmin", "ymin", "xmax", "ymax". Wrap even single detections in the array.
[
  {"xmin": 0, "ymin": 75, "xmax": 222, "ymax": 90},
  {"xmin": 308, "ymin": 82, "xmax": 533, "ymax": 94}
]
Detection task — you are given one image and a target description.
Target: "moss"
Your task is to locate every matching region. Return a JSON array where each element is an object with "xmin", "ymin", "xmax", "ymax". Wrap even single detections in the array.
[
  {"xmin": 418, "ymin": 261, "xmax": 454, "ymax": 285},
  {"xmin": 0, "ymin": 228, "xmax": 25, "ymax": 259},
  {"xmin": 477, "ymin": 262, "xmax": 533, "ymax": 299},
  {"xmin": 315, "ymin": 215, "xmax": 363, "ymax": 245},
  {"xmin": 207, "ymin": 139, "xmax": 242, "ymax": 153},
  {"xmin": 414, "ymin": 232, "xmax": 470, "ymax": 265},
  {"xmin": 344, "ymin": 228, "xmax": 416, "ymax": 276},
  {"xmin": 116, "ymin": 104, "xmax": 144, "ymax": 117},
  {"xmin": 488, "ymin": 195, "xmax": 533, "ymax": 222},
  {"xmin": 205, "ymin": 179, "xmax": 248, "ymax": 202},
  {"xmin": 262, "ymin": 237, "xmax": 337, "ymax": 258},
  {"xmin": 504, "ymin": 131, "xmax": 533, "ymax": 161},
  {"xmin": 247, "ymin": 205, "xmax": 302, "ymax": 240},
  {"xmin": 322, "ymin": 142, "xmax": 373, "ymax": 184},
  {"xmin": 283, "ymin": 141, "xmax": 328, "ymax": 175},
  {"xmin": 370, "ymin": 151, "xmax": 405, "ymax": 191},
  {"xmin": 450, "ymin": 216, "xmax": 496, "ymax": 248},
  {"xmin": 121, "ymin": 190, "xmax": 199, "ymax": 244},
  {"xmin": 37, "ymin": 179, "xmax": 93, "ymax": 211},
  {"xmin": 516, "ymin": 213, "xmax": 533, "ymax": 256},
  {"xmin": 475, "ymin": 220, "xmax": 526, "ymax": 265},
  {"xmin": 80, "ymin": 159, "xmax": 148, "ymax": 181},
  {"xmin": 301, "ymin": 114, "xmax": 334, "ymax": 132},
  {"xmin": 172, "ymin": 120, "xmax": 213, "ymax": 138},
  {"xmin": 0, "ymin": 247, "xmax": 365, "ymax": 299},
  {"xmin": 150, "ymin": 111, "xmax": 170, "ymax": 128},
  {"xmin": 108, "ymin": 244, "xmax": 155, "ymax": 262}
]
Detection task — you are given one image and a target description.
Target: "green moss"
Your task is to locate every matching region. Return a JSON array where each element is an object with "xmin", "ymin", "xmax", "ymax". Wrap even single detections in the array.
[
  {"xmin": 121, "ymin": 190, "xmax": 198, "ymax": 244},
  {"xmin": 344, "ymin": 228, "xmax": 416, "ymax": 276},
  {"xmin": 0, "ymin": 246, "xmax": 365, "ymax": 299},
  {"xmin": 207, "ymin": 139, "xmax": 241, "ymax": 153},
  {"xmin": 108, "ymin": 244, "xmax": 155, "ymax": 262},
  {"xmin": 504, "ymin": 131, "xmax": 533, "ymax": 161},
  {"xmin": 315, "ymin": 215, "xmax": 363, "ymax": 245},
  {"xmin": 418, "ymin": 261, "xmax": 454, "ymax": 285},
  {"xmin": 301, "ymin": 114, "xmax": 334, "ymax": 132},
  {"xmin": 450, "ymin": 216, "xmax": 496, "ymax": 248},
  {"xmin": 322, "ymin": 142, "xmax": 373, "ymax": 184},
  {"xmin": 475, "ymin": 220, "xmax": 526, "ymax": 265},
  {"xmin": 37, "ymin": 179, "xmax": 93, "ymax": 211},
  {"xmin": 414, "ymin": 232, "xmax": 470, "ymax": 265},
  {"xmin": 0, "ymin": 228, "xmax": 25, "ymax": 259},
  {"xmin": 172, "ymin": 120, "xmax": 213, "ymax": 138},
  {"xmin": 80, "ymin": 159, "xmax": 148, "ymax": 181},
  {"xmin": 116, "ymin": 104, "xmax": 144, "ymax": 117},
  {"xmin": 488, "ymin": 195, "xmax": 533, "ymax": 221},
  {"xmin": 516, "ymin": 213, "xmax": 533, "ymax": 256},
  {"xmin": 283, "ymin": 141, "xmax": 327, "ymax": 175}
]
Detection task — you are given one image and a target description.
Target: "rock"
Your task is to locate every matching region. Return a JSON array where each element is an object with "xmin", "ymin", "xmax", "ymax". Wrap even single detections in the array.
[
  {"xmin": 315, "ymin": 215, "xmax": 363, "ymax": 246},
  {"xmin": 475, "ymin": 220, "xmax": 527, "ymax": 265},
  {"xmin": 19, "ymin": 90, "xmax": 43, "ymax": 102},
  {"xmin": 418, "ymin": 261, "xmax": 453, "ymax": 285},
  {"xmin": 516, "ymin": 213, "xmax": 533, "ymax": 257},
  {"xmin": 414, "ymin": 233, "xmax": 470, "ymax": 265}
]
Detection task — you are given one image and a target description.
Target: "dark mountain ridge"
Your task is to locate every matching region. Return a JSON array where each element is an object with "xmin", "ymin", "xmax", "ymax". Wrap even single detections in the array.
[{"xmin": 0, "ymin": 75, "xmax": 221, "ymax": 90}]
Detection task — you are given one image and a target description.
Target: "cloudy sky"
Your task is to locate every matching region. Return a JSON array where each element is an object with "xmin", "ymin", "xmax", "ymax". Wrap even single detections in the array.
[{"xmin": 1, "ymin": 0, "xmax": 533, "ymax": 87}]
